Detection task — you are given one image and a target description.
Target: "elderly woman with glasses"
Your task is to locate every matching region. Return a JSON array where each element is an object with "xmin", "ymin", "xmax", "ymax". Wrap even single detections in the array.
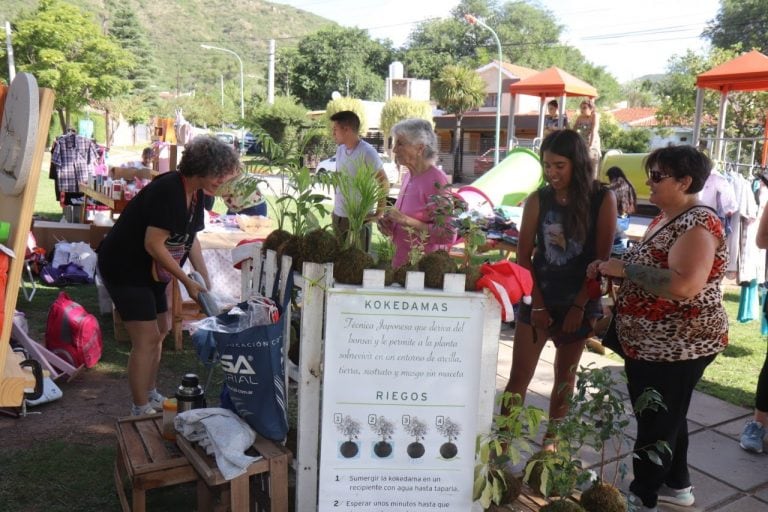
[
  {"xmin": 588, "ymin": 145, "xmax": 728, "ymax": 512},
  {"xmin": 378, "ymin": 118, "xmax": 457, "ymax": 268}
]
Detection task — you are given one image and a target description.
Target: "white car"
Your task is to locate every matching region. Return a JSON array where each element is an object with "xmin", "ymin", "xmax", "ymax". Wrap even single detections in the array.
[{"xmin": 315, "ymin": 154, "xmax": 400, "ymax": 185}]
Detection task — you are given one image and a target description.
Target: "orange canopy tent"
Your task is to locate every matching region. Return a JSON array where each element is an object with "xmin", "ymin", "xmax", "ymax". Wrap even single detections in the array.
[
  {"xmin": 692, "ymin": 50, "xmax": 768, "ymax": 163},
  {"xmin": 507, "ymin": 66, "xmax": 598, "ymax": 141}
]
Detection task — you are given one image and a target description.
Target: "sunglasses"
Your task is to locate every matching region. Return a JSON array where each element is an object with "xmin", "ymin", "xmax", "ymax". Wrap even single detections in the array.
[{"xmin": 647, "ymin": 169, "xmax": 673, "ymax": 183}]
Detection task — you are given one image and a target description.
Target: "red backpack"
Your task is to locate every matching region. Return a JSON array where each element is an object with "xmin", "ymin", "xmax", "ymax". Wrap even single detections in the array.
[{"xmin": 45, "ymin": 291, "xmax": 103, "ymax": 368}]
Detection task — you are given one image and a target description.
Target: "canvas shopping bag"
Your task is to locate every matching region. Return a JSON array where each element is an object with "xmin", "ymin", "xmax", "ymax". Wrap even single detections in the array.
[{"xmin": 192, "ymin": 273, "xmax": 292, "ymax": 441}]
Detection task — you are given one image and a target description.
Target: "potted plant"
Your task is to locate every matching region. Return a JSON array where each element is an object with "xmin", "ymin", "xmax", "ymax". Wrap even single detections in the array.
[
  {"xmin": 437, "ymin": 417, "xmax": 461, "ymax": 459},
  {"xmin": 332, "ymin": 157, "xmax": 386, "ymax": 284},
  {"xmin": 404, "ymin": 417, "xmax": 428, "ymax": 459},
  {"xmin": 473, "ymin": 392, "xmax": 546, "ymax": 510},
  {"xmin": 370, "ymin": 415, "xmax": 396, "ymax": 458},
  {"xmin": 571, "ymin": 364, "xmax": 669, "ymax": 512},
  {"xmin": 393, "ymin": 227, "xmax": 428, "ymax": 286},
  {"xmin": 337, "ymin": 415, "xmax": 362, "ymax": 458}
]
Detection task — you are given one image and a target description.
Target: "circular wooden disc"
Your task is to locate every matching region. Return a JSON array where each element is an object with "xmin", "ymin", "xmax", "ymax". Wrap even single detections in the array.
[{"xmin": 0, "ymin": 73, "xmax": 39, "ymax": 196}]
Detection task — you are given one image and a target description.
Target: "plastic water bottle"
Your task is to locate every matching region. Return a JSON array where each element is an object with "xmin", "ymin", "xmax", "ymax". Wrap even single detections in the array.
[{"xmin": 175, "ymin": 373, "xmax": 205, "ymax": 412}]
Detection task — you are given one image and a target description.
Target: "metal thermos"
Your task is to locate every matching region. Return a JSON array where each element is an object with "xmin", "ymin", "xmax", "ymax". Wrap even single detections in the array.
[{"xmin": 175, "ymin": 373, "xmax": 205, "ymax": 412}]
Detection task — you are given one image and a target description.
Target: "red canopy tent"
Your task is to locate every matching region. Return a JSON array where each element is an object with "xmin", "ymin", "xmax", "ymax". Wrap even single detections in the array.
[
  {"xmin": 692, "ymin": 50, "xmax": 768, "ymax": 164},
  {"xmin": 507, "ymin": 66, "xmax": 598, "ymax": 141}
]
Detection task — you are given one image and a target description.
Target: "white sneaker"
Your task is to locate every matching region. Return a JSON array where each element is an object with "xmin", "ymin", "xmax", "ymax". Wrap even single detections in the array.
[
  {"xmin": 148, "ymin": 389, "xmax": 167, "ymax": 411},
  {"xmin": 657, "ymin": 484, "xmax": 695, "ymax": 507},
  {"xmin": 131, "ymin": 403, "xmax": 156, "ymax": 416}
]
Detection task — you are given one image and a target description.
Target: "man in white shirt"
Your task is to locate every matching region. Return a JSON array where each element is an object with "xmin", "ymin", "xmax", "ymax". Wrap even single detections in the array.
[{"xmin": 329, "ymin": 111, "xmax": 389, "ymax": 251}]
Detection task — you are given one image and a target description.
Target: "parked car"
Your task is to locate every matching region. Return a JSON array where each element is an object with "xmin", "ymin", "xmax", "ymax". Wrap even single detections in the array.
[
  {"xmin": 243, "ymin": 132, "xmax": 259, "ymax": 154},
  {"xmin": 315, "ymin": 154, "xmax": 400, "ymax": 185},
  {"xmin": 316, "ymin": 156, "xmax": 336, "ymax": 174},
  {"xmin": 473, "ymin": 147, "xmax": 508, "ymax": 175},
  {"xmin": 215, "ymin": 132, "xmax": 236, "ymax": 149}
]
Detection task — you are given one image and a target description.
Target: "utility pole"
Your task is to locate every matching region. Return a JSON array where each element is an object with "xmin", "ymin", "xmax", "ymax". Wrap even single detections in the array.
[
  {"xmin": 5, "ymin": 21, "xmax": 15, "ymax": 81},
  {"xmin": 268, "ymin": 39, "xmax": 275, "ymax": 105}
]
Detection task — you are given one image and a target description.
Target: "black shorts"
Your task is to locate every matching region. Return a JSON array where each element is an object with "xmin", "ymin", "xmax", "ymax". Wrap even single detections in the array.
[
  {"xmin": 103, "ymin": 279, "xmax": 169, "ymax": 322},
  {"xmin": 517, "ymin": 300, "xmax": 602, "ymax": 347}
]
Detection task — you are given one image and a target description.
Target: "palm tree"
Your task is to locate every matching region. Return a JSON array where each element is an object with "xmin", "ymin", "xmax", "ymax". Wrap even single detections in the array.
[{"xmin": 433, "ymin": 65, "xmax": 486, "ymax": 183}]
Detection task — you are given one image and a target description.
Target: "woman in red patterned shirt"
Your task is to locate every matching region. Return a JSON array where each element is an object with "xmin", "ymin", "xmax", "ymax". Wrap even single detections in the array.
[{"xmin": 589, "ymin": 145, "xmax": 728, "ymax": 512}]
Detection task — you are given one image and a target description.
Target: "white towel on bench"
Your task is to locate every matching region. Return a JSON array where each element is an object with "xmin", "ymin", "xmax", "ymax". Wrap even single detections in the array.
[{"xmin": 175, "ymin": 407, "xmax": 262, "ymax": 480}]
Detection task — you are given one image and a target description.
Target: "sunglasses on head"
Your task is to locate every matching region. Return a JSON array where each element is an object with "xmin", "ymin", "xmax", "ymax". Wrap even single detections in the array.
[{"xmin": 648, "ymin": 169, "xmax": 673, "ymax": 183}]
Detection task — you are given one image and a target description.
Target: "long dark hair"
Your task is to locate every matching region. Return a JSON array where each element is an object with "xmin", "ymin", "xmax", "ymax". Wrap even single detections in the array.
[{"xmin": 539, "ymin": 129, "xmax": 598, "ymax": 242}]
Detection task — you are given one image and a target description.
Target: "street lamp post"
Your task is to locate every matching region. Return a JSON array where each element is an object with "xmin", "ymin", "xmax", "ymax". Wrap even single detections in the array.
[
  {"xmin": 201, "ymin": 44, "xmax": 245, "ymax": 154},
  {"xmin": 465, "ymin": 14, "xmax": 502, "ymax": 167}
]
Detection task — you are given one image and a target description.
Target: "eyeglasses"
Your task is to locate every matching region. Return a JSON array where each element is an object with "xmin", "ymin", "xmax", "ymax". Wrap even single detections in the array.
[{"xmin": 648, "ymin": 169, "xmax": 673, "ymax": 183}]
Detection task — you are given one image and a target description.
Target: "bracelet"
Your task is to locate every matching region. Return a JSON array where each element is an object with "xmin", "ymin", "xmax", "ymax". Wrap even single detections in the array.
[
  {"xmin": 531, "ymin": 307, "xmax": 546, "ymax": 312},
  {"xmin": 571, "ymin": 303, "xmax": 585, "ymax": 311}
]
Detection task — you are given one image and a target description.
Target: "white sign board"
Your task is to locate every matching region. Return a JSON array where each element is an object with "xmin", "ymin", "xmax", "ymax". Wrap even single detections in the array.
[{"xmin": 318, "ymin": 289, "xmax": 486, "ymax": 511}]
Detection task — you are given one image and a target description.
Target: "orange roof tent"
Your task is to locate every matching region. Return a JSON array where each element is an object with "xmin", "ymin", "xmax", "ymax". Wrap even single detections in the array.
[
  {"xmin": 507, "ymin": 66, "xmax": 598, "ymax": 142},
  {"xmin": 692, "ymin": 50, "xmax": 768, "ymax": 162}
]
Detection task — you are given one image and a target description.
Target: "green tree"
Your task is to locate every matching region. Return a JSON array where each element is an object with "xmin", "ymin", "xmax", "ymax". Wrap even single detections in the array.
[
  {"xmin": 380, "ymin": 97, "xmax": 433, "ymax": 143},
  {"xmin": 599, "ymin": 113, "xmax": 652, "ymax": 153},
  {"xmin": 251, "ymin": 96, "xmax": 309, "ymax": 146},
  {"xmin": 290, "ymin": 26, "xmax": 395, "ymax": 109},
  {"xmin": 401, "ymin": 0, "xmax": 621, "ymax": 105},
  {"xmin": 7, "ymin": 0, "xmax": 135, "ymax": 130},
  {"xmin": 703, "ymin": 0, "xmax": 768, "ymax": 53},
  {"xmin": 324, "ymin": 97, "xmax": 368, "ymax": 134},
  {"xmin": 654, "ymin": 47, "xmax": 768, "ymax": 137},
  {"xmin": 433, "ymin": 65, "xmax": 486, "ymax": 183},
  {"xmin": 107, "ymin": 6, "xmax": 157, "ymax": 94},
  {"xmin": 622, "ymin": 79, "xmax": 659, "ymax": 108}
]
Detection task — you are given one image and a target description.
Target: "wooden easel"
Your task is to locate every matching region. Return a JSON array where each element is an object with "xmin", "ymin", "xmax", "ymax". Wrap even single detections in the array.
[{"xmin": 0, "ymin": 79, "xmax": 55, "ymax": 407}]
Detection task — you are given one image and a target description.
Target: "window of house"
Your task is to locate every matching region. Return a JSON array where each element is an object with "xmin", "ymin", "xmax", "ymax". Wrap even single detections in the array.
[{"xmin": 483, "ymin": 93, "xmax": 498, "ymax": 108}]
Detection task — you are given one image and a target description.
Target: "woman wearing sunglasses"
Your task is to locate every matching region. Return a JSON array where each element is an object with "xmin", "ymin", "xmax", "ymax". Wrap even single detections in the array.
[
  {"xmin": 502, "ymin": 129, "xmax": 617, "ymax": 431},
  {"xmin": 589, "ymin": 145, "xmax": 728, "ymax": 511}
]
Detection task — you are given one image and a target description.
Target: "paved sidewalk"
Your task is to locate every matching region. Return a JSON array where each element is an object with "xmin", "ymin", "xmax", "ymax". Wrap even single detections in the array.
[{"xmin": 495, "ymin": 325, "xmax": 768, "ymax": 511}]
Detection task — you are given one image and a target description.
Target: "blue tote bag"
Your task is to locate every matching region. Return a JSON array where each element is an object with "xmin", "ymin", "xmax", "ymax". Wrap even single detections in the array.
[{"xmin": 193, "ymin": 273, "xmax": 292, "ymax": 441}]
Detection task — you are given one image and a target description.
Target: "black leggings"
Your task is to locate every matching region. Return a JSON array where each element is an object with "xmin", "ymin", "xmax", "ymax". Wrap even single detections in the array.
[{"xmin": 756, "ymin": 343, "xmax": 768, "ymax": 412}]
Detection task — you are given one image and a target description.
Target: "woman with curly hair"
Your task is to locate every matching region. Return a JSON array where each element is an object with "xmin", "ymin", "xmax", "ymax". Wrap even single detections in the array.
[
  {"xmin": 590, "ymin": 145, "xmax": 728, "ymax": 511},
  {"xmin": 98, "ymin": 136, "xmax": 240, "ymax": 416},
  {"xmin": 502, "ymin": 129, "xmax": 616, "ymax": 426}
]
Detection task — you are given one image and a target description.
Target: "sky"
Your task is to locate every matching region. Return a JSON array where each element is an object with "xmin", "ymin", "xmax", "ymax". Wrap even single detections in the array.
[{"xmin": 271, "ymin": 0, "xmax": 723, "ymax": 83}]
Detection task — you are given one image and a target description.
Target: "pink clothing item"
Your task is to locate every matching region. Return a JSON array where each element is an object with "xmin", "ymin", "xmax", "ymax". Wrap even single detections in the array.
[{"xmin": 390, "ymin": 166, "xmax": 457, "ymax": 268}]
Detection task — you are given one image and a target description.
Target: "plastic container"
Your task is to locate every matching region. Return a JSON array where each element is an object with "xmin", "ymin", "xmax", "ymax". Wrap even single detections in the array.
[
  {"xmin": 162, "ymin": 398, "xmax": 178, "ymax": 441},
  {"xmin": 175, "ymin": 373, "xmax": 205, "ymax": 413}
]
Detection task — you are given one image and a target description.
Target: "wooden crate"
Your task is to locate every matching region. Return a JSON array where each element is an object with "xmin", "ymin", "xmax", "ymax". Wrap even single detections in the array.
[
  {"xmin": 114, "ymin": 414, "xmax": 199, "ymax": 512},
  {"xmin": 176, "ymin": 435, "xmax": 291, "ymax": 512}
]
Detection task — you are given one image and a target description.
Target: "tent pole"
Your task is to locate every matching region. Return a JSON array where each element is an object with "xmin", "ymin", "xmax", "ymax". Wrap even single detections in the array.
[
  {"xmin": 692, "ymin": 88, "xmax": 703, "ymax": 148},
  {"xmin": 508, "ymin": 94, "xmax": 517, "ymax": 148},
  {"xmin": 716, "ymin": 92, "xmax": 728, "ymax": 163},
  {"xmin": 537, "ymin": 97, "xmax": 546, "ymax": 140},
  {"xmin": 559, "ymin": 93, "xmax": 566, "ymax": 129}
]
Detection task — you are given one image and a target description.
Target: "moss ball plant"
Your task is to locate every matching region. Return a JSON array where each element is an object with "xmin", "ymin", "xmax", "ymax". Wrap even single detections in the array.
[
  {"xmin": 333, "ymin": 247, "xmax": 374, "ymax": 285},
  {"xmin": 580, "ymin": 482, "xmax": 626, "ymax": 512},
  {"xmin": 300, "ymin": 228, "xmax": 339, "ymax": 264},
  {"xmin": 277, "ymin": 234, "xmax": 303, "ymax": 272},
  {"xmin": 463, "ymin": 264, "xmax": 483, "ymax": 292},
  {"xmin": 418, "ymin": 250, "xmax": 457, "ymax": 289},
  {"xmin": 262, "ymin": 229, "xmax": 292, "ymax": 254},
  {"xmin": 393, "ymin": 263, "xmax": 417, "ymax": 287},
  {"xmin": 540, "ymin": 499, "xmax": 586, "ymax": 512}
]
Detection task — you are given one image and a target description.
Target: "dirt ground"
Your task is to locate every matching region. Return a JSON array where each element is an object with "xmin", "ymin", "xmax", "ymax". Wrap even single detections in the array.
[{"xmin": 0, "ymin": 369, "xmax": 128, "ymax": 451}]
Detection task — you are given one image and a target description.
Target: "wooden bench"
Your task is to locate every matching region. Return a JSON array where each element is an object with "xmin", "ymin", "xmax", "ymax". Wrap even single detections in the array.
[
  {"xmin": 114, "ymin": 414, "xmax": 199, "ymax": 512},
  {"xmin": 176, "ymin": 435, "xmax": 291, "ymax": 512}
]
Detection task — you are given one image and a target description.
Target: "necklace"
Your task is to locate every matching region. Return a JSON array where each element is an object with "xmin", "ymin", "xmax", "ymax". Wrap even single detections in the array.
[{"xmin": 555, "ymin": 192, "xmax": 568, "ymax": 205}]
